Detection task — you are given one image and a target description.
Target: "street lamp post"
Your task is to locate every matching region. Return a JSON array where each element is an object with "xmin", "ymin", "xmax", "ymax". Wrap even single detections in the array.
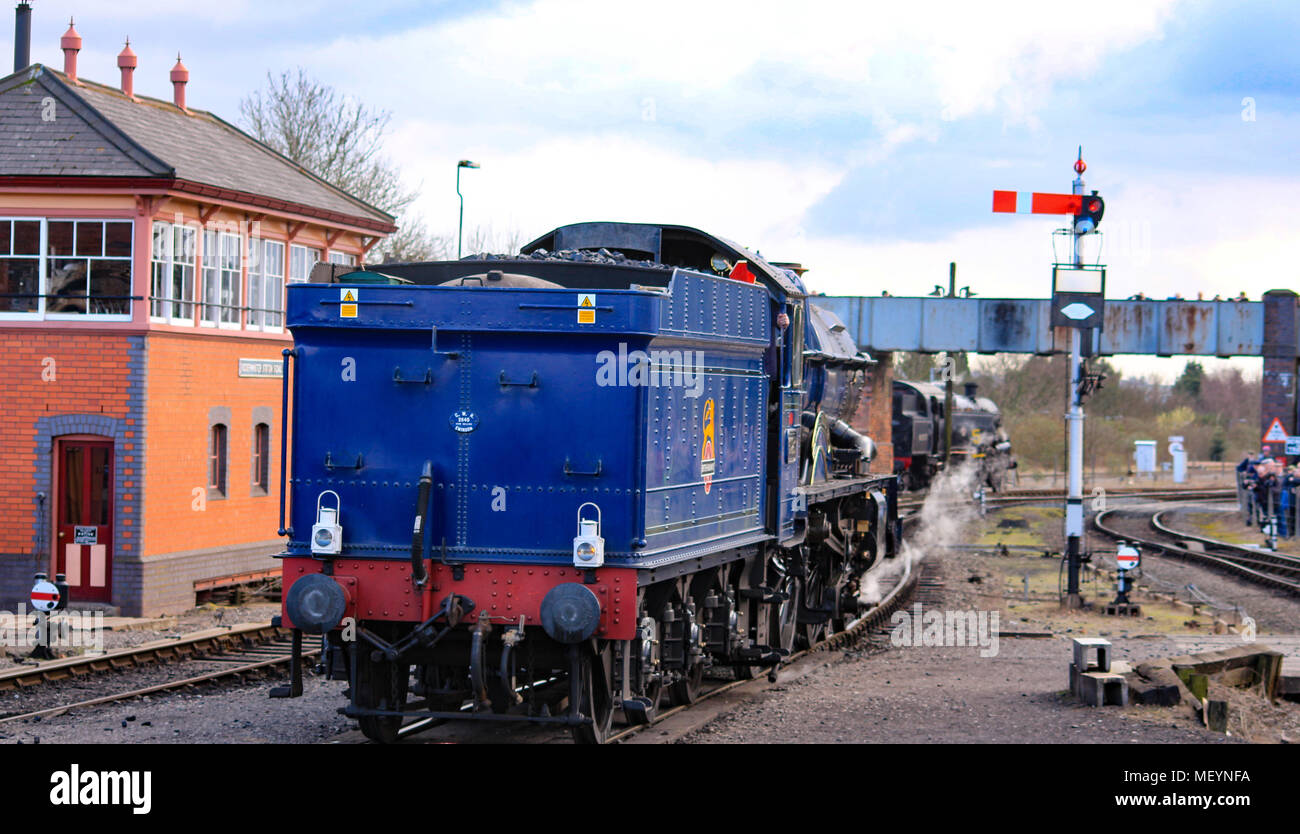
[{"xmin": 456, "ymin": 159, "xmax": 480, "ymax": 259}]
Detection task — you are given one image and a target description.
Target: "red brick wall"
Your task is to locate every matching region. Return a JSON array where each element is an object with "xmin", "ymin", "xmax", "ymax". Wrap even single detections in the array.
[
  {"xmin": 850, "ymin": 352, "xmax": 894, "ymax": 475},
  {"xmin": 0, "ymin": 329, "xmax": 137, "ymax": 556}
]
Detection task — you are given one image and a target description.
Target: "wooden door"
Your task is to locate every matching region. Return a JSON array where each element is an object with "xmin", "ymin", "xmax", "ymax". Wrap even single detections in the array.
[{"xmin": 55, "ymin": 439, "xmax": 113, "ymax": 603}]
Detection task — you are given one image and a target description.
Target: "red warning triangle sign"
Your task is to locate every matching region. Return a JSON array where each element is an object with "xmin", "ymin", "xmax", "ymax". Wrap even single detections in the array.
[{"xmin": 1262, "ymin": 418, "xmax": 1288, "ymax": 443}]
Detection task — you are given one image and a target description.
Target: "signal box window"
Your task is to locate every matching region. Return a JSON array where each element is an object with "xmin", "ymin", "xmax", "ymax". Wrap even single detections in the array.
[
  {"xmin": 252, "ymin": 422, "xmax": 270, "ymax": 494},
  {"xmin": 209, "ymin": 423, "xmax": 228, "ymax": 498}
]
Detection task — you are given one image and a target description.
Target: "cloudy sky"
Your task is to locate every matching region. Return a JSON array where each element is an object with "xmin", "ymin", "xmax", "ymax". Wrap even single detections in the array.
[{"xmin": 19, "ymin": 0, "xmax": 1298, "ymax": 376}]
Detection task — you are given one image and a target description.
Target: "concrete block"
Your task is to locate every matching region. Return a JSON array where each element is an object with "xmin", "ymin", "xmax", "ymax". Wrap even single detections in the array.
[
  {"xmin": 1078, "ymin": 671, "xmax": 1129, "ymax": 707},
  {"xmin": 1072, "ymin": 637, "xmax": 1112, "ymax": 673}
]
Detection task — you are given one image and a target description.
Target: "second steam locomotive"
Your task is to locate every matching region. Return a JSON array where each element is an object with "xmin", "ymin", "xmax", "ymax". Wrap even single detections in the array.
[{"xmin": 891, "ymin": 379, "xmax": 1014, "ymax": 491}]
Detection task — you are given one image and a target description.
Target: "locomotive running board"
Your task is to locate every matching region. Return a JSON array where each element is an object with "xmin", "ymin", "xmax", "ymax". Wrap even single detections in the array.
[{"xmin": 794, "ymin": 475, "xmax": 892, "ymax": 503}]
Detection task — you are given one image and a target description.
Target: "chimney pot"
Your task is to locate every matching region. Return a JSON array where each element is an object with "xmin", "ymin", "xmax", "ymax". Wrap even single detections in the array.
[
  {"xmin": 170, "ymin": 53, "xmax": 189, "ymax": 111},
  {"xmin": 117, "ymin": 38, "xmax": 137, "ymax": 99},
  {"xmin": 60, "ymin": 18, "xmax": 81, "ymax": 82}
]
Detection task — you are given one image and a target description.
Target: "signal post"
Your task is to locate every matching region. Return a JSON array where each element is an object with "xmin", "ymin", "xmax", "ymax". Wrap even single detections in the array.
[{"xmin": 994, "ymin": 150, "xmax": 1106, "ymax": 608}]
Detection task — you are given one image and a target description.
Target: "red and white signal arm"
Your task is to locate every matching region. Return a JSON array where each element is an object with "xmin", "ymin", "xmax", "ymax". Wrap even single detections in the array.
[
  {"xmin": 1116, "ymin": 544, "xmax": 1140, "ymax": 571},
  {"xmin": 31, "ymin": 579, "xmax": 60, "ymax": 612}
]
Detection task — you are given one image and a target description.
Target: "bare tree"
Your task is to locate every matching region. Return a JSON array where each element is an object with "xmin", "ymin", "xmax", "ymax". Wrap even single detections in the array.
[
  {"xmin": 239, "ymin": 69, "xmax": 443, "ymax": 261},
  {"xmin": 373, "ymin": 216, "xmax": 453, "ymax": 264},
  {"xmin": 463, "ymin": 223, "xmax": 525, "ymax": 257}
]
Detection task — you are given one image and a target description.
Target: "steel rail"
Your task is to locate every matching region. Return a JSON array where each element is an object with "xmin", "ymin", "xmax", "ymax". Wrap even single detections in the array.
[
  {"xmin": 1092, "ymin": 508, "xmax": 1300, "ymax": 596},
  {"xmin": 0, "ymin": 621, "xmax": 286, "ymax": 692},
  {"xmin": 899, "ymin": 487, "xmax": 1235, "ymax": 513},
  {"xmin": 0, "ymin": 639, "xmax": 320, "ymax": 725},
  {"xmin": 1150, "ymin": 511, "xmax": 1300, "ymax": 576}
]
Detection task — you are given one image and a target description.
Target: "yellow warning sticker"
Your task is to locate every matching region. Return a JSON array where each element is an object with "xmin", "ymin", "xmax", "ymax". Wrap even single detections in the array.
[
  {"xmin": 577, "ymin": 293, "xmax": 595, "ymax": 324},
  {"xmin": 340, "ymin": 287, "xmax": 357, "ymax": 318}
]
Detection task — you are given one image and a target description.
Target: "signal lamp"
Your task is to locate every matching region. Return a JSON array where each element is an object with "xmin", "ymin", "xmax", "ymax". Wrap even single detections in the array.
[
  {"xmin": 312, "ymin": 490, "xmax": 343, "ymax": 556},
  {"xmin": 573, "ymin": 502, "xmax": 605, "ymax": 568}
]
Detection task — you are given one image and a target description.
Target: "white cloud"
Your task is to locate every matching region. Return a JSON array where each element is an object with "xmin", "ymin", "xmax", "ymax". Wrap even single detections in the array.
[{"xmin": 390, "ymin": 128, "xmax": 844, "ymax": 250}]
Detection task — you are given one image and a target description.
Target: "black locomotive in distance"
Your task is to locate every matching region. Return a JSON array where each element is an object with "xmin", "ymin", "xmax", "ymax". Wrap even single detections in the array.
[{"xmin": 891, "ymin": 379, "xmax": 1014, "ymax": 492}]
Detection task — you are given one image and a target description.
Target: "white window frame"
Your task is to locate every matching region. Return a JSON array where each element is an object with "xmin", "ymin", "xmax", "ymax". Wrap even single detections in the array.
[
  {"xmin": 327, "ymin": 250, "xmax": 357, "ymax": 267},
  {"xmin": 149, "ymin": 220, "xmax": 197, "ymax": 326},
  {"xmin": 201, "ymin": 229, "xmax": 243, "ymax": 330},
  {"xmin": 0, "ymin": 217, "xmax": 134, "ymax": 322},
  {"xmin": 247, "ymin": 238, "xmax": 286, "ymax": 332},
  {"xmin": 289, "ymin": 243, "xmax": 320, "ymax": 285}
]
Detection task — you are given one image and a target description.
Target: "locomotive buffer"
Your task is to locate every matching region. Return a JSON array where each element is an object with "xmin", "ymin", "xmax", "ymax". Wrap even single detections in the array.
[{"xmin": 993, "ymin": 149, "xmax": 1106, "ymax": 608}]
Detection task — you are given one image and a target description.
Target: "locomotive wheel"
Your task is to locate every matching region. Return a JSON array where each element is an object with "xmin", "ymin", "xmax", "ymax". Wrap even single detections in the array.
[
  {"xmin": 670, "ymin": 660, "xmax": 705, "ymax": 704},
  {"xmin": 666, "ymin": 592, "xmax": 705, "ymax": 705},
  {"xmin": 571, "ymin": 643, "xmax": 615, "ymax": 745},
  {"xmin": 773, "ymin": 574, "xmax": 801, "ymax": 655},
  {"xmin": 799, "ymin": 564, "xmax": 830, "ymax": 649},
  {"xmin": 356, "ymin": 654, "xmax": 410, "ymax": 745},
  {"xmin": 638, "ymin": 668, "xmax": 665, "ymax": 717}
]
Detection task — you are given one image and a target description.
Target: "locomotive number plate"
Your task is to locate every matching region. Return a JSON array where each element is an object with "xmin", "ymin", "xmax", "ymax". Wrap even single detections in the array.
[{"xmin": 450, "ymin": 410, "xmax": 480, "ymax": 433}]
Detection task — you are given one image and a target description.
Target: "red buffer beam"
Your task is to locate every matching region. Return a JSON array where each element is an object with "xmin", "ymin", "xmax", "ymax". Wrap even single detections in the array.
[{"xmin": 992, "ymin": 190, "xmax": 1083, "ymax": 215}]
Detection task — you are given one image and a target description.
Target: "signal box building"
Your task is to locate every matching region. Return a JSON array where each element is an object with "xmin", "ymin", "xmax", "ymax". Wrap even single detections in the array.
[{"xmin": 0, "ymin": 26, "xmax": 394, "ymax": 615}]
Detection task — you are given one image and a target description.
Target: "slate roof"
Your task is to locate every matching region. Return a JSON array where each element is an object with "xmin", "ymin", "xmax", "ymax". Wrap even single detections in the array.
[{"xmin": 0, "ymin": 64, "xmax": 394, "ymax": 231}]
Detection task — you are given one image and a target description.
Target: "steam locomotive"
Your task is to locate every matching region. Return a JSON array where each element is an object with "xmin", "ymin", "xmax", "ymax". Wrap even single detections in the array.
[
  {"xmin": 271, "ymin": 222, "xmax": 901, "ymax": 743},
  {"xmin": 891, "ymin": 379, "xmax": 1013, "ymax": 491}
]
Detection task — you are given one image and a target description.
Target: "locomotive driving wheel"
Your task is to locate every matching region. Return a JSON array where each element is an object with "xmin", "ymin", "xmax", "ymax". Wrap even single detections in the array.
[
  {"xmin": 571, "ymin": 642, "xmax": 615, "ymax": 745},
  {"xmin": 772, "ymin": 569, "xmax": 800, "ymax": 656},
  {"xmin": 355, "ymin": 652, "xmax": 410, "ymax": 745},
  {"xmin": 799, "ymin": 558, "xmax": 831, "ymax": 649}
]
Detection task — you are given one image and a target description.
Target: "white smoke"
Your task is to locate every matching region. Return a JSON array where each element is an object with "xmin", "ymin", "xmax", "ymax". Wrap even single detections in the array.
[{"xmin": 856, "ymin": 463, "xmax": 983, "ymax": 607}]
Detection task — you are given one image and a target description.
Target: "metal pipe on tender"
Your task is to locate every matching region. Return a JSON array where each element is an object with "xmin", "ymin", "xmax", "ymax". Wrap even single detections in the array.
[
  {"xmin": 14, "ymin": 2, "xmax": 31, "ymax": 72},
  {"xmin": 410, "ymin": 461, "xmax": 433, "ymax": 587},
  {"xmin": 277, "ymin": 349, "xmax": 294, "ymax": 537}
]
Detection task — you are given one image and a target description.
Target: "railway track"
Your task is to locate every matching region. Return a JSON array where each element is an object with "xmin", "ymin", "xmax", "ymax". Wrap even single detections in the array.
[
  {"xmin": 0, "ymin": 624, "xmax": 317, "ymax": 725},
  {"xmin": 0, "ymin": 621, "xmax": 289, "ymax": 692},
  {"xmin": 898, "ymin": 486, "xmax": 1235, "ymax": 513},
  {"xmin": 1093, "ymin": 506, "xmax": 1300, "ymax": 596}
]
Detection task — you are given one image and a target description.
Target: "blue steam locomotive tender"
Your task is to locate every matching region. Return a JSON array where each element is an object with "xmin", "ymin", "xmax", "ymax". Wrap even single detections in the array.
[{"xmin": 271, "ymin": 222, "xmax": 900, "ymax": 742}]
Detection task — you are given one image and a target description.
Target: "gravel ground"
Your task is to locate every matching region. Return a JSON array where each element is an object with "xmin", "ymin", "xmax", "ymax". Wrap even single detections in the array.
[
  {"xmin": 680, "ymin": 630, "xmax": 1242, "ymax": 744},
  {"xmin": 0, "ymin": 671, "xmax": 352, "ymax": 744},
  {"xmin": 680, "ymin": 496, "xmax": 1298, "ymax": 745}
]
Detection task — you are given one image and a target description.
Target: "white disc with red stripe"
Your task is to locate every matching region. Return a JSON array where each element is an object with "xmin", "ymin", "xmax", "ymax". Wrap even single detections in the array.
[{"xmin": 31, "ymin": 579, "xmax": 60, "ymax": 612}]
